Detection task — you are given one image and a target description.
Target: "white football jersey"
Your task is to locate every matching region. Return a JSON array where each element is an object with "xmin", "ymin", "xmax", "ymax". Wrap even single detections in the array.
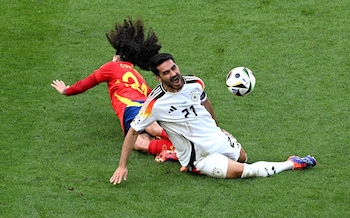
[{"xmin": 131, "ymin": 76, "xmax": 227, "ymax": 167}]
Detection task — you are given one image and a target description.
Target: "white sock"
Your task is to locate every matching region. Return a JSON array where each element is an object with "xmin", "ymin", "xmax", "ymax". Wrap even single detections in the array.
[{"xmin": 241, "ymin": 161, "xmax": 294, "ymax": 178}]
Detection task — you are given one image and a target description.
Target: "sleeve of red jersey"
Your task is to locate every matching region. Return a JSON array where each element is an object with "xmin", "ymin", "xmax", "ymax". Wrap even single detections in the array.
[{"xmin": 65, "ymin": 73, "xmax": 99, "ymax": 96}]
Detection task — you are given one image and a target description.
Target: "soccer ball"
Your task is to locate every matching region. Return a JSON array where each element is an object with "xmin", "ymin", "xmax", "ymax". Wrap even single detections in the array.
[{"xmin": 226, "ymin": 67, "xmax": 256, "ymax": 96}]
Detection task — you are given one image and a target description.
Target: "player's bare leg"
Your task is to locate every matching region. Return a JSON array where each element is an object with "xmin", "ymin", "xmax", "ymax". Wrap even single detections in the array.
[
  {"xmin": 237, "ymin": 146, "xmax": 247, "ymax": 163},
  {"xmin": 135, "ymin": 122, "xmax": 175, "ymax": 160},
  {"xmin": 226, "ymin": 159, "xmax": 245, "ymax": 178},
  {"xmin": 133, "ymin": 133, "xmax": 153, "ymax": 152},
  {"xmin": 144, "ymin": 122, "xmax": 165, "ymax": 138}
]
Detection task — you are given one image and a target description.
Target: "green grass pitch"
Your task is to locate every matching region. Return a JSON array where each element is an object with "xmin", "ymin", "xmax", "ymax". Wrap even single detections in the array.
[{"xmin": 1, "ymin": 0, "xmax": 349, "ymax": 217}]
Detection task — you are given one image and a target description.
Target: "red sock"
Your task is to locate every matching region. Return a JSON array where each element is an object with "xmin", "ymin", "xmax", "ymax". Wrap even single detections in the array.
[
  {"xmin": 148, "ymin": 139, "xmax": 174, "ymax": 155},
  {"xmin": 160, "ymin": 129, "xmax": 169, "ymax": 140}
]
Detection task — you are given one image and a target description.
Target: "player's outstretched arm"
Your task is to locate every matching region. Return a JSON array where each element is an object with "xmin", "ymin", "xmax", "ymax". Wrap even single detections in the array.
[
  {"xmin": 51, "ymin": 80, "xmax": 69, "ymax": 95},
  {"xmin": 110, "ymin": 127, "xmax": 139, "ymax": 185}
]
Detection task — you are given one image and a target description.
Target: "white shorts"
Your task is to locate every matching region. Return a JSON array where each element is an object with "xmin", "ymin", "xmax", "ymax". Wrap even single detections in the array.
[
  {"xmin": 193, "ymin": 131, "xmax": 242, "ymax": 178},
  {"xmin": 195, "ymin": 153, "xmax": 229, "ymax": 178}
]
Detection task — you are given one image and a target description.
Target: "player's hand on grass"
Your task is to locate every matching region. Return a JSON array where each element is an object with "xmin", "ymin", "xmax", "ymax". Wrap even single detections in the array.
[
  {"xmin": 51, "ymin": 80, "xmax": 69, "ymax": 95},
  {"xmin": 110, "ymin": 167, "xmax": 128, "ymax": 185}
]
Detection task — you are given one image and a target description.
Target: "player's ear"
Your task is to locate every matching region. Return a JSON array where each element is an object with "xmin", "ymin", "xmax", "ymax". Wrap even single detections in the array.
[
  {"xmin": 156, "ymin": 75, "xmax": 162, "ymax": 82},
  {"xmin": 112, "ymin": 55, "xmax": 120, "ymax": 62}
]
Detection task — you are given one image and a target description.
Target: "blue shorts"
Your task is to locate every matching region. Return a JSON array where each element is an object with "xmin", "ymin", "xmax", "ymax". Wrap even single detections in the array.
[{"xmin": 123, "ymin": 100, "xmax": 145, "ymax": 136}]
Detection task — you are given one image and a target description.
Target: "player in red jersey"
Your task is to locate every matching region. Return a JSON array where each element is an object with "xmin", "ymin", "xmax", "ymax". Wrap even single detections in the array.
[{"xmin": 51, "ymin": 18, "xmax": 176, "ymax": 160}]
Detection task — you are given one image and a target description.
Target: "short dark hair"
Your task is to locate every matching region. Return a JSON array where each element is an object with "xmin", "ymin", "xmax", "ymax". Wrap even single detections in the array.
[{"xmin": 150, "ymin": 53, "xmax": 175, "ymax": 76}]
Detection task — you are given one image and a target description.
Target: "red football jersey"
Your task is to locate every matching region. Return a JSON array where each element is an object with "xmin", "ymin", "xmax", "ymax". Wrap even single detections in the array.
[{"xmin": 65, "ymin": 61, "xmax": 152, "ymax": 131}]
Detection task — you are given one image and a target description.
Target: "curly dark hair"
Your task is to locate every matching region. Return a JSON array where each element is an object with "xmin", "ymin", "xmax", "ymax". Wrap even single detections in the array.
[{"xmin": 106, "ymin": 18, "xmax": 161, "ymax": 71}]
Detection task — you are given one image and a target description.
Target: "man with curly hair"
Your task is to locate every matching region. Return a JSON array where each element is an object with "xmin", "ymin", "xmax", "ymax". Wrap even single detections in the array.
[{"xmin": 51, "ymin": 18, "xmax": 176, "ymax": 160}]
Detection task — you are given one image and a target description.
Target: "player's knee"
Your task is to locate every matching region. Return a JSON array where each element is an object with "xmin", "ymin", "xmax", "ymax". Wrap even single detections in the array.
[{"xmin": 237, "ymin": 148, "xmax": 248, "ymax": 163}]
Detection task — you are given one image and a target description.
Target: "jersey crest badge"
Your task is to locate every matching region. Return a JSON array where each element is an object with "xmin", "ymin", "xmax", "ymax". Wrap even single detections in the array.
[{"xmin": 190, "ymin": 91, "xmax": 200, "ymax": 102}]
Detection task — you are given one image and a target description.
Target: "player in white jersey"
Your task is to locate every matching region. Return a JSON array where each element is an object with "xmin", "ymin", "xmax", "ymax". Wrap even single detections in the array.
[{"xmin": 110, "ymin": 53, "xmax": 317, "ymax": 184}]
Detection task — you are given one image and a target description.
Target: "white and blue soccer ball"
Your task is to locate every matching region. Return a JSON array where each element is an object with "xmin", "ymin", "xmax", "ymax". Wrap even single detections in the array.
[{"xmin": 226, "ymin": 67, "xmax": 256, "ymax": 96}]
